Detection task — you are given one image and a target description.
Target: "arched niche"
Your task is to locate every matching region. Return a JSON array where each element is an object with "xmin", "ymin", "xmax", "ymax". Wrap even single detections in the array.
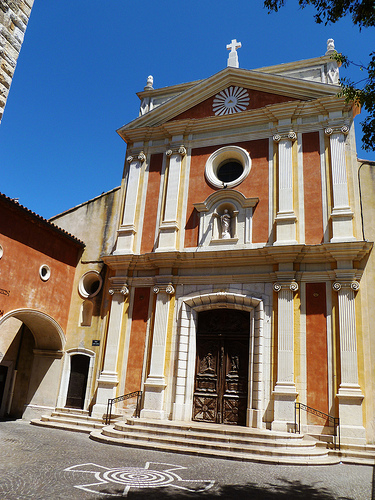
[{"xmin": 194, "ymin": 190, "xmax": 258, "ymax": 247}]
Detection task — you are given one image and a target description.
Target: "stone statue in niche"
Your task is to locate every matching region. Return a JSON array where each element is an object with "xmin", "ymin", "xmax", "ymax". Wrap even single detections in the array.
[{"xmin": 220, "ymin": 209, "xmax": 231, "ymax": 239}]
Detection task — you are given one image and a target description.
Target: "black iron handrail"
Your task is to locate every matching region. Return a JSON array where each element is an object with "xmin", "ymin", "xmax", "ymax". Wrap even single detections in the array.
[
  {"xmin": 294, "ymin": 402, "xmax": 340, "ymax": 450},
  {"xmin": 105, "ymin": 390, "xmax": 142, "ymax": 425}
]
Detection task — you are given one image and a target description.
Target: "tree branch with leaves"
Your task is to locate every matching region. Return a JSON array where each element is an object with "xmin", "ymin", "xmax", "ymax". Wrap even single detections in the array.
[{"xmin": 264, "ymin": 0, "xmax": 375, "ymax": 151}]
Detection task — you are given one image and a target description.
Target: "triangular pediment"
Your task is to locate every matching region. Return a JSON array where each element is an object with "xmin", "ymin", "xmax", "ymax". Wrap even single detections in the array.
[{"xmin": 117, "ymin": 66, "xmax": 340, "ymax": 137}]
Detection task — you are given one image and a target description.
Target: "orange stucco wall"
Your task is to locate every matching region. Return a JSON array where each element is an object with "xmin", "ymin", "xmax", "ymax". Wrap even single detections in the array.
[
  {"xmin": 184, "ymin": 139, "xmax": 269, "ymax": 247},
  {"xmin": 141, "ymin": 154, "xmax": 163, "ymax": 254},
  {"xmin": 125, "ymin": 287, "xmax": 150, "ymax": 393},
  {"xmin": 0, "ymin": 201, "xmax": 81, "ymax": 332},
  {"xmin": 170, "ymin": 88, "xmax": 299, "ymax": 121},
  {"xmin": 303, "ymin": 132, "xmax": 324, "ymax": 244},
  {"xmin": 306, "ymin": 282, "xmax": 329, "ymax": 421}
]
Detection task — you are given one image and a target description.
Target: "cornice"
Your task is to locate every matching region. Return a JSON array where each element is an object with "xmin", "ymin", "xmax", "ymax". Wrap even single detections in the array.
[
  {"xmin": 102, "ymin": 241, "xmax": 372, "ymax": 272},
  {"xmin": 120, "ymin": 94, "xmax": 351, "ymax": 146}
]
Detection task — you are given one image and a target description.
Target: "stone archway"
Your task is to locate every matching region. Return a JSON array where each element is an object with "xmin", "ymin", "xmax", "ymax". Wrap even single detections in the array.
[
  {"xmin": 172, "ymin": 291, "xmax": 265, "ymax": 428},
  {"xmin": 0, "ymin": 309, "xmax": 65, "ymax": 420}
]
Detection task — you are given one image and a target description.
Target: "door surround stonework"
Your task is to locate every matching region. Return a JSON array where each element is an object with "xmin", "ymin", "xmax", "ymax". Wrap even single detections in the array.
[{"xmin": 172, "ymin": 290, "xmax": 265, "ymax": 428}]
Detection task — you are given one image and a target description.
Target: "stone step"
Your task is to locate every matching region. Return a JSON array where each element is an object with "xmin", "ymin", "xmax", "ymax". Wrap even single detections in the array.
[
  {"xmin": 41, "ymin": 414, "xmax": 104, "ymax": 429},
  {"xmin": 101, "ymin": 425, "xmax": 326, "ymax": 457},
  {"xmin": 123, "ymin": 418, "xmax": 305, "ymax": 441},
  {"xmin": 50, "ymin": 411, "xmax": 104, "ymax": 424},
  {"xmin": 90, "ymin": 428, "xmax": 338, "ymax": 466},
  {"xmin": 113, "ymin": 421, "xmax": 317, "ymax": 449},
  {"xmin": 54, "ymin": 407, "xmax": 90, "ymax": 416},
  {"xmin": 31, "ymin": 418, "xmax": 94, "ymax": 434}
]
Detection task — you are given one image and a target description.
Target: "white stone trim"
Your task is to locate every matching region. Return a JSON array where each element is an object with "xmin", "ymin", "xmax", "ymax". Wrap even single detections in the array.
[
  {"xmin": 268, "ymin": 135, "xmax": 275, "ymax": 244},
  {"xmin": 319, "ymin": 130, "xmax": 329, "ymax": 243},
  {"xmin": 204, "ymin": 145, "xmax": 251, "ymax": 189},
  {"xmin": 78, "ymin": 270, "xmax": 103, "ymax": 299},
  {"xmin": 0, "ymin": 309, "xmax": 65, "ymax": 351},
  {"xmin": 297, "ymin": 133, "xmax": 305, "ymax": 244},
  {"xmin": 115, "ymin": 153, "xmax": 146, "ymax": 253},
  {"xmin": 172, "ymin": 290, "xmax": 264, "ymax": 428},
  {"xmin": 57, "ymin": 348, "xmax": 95, "ymax": 411}
]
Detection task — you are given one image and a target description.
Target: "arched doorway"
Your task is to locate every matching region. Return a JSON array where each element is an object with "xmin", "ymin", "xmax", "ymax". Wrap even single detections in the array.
[
  {"xmin": 0, "ymin": 310, "xmax": 65, "ymax": 420},
  {"xmin": 66, "ymin": 354, "xmax": 90, "ymax": 409},
  {"xmin": 192, "ymin": 309, "xmax": 250, "ymax": 425},
  {"xmin": 172, "ymin": 290, "xmax": 266, "ymax": 428}
]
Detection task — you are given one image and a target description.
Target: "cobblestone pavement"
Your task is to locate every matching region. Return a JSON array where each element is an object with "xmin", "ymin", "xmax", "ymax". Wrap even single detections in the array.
[{"xmin": 0, "ymin": 420, "xmax": 373, "ymax": 499}]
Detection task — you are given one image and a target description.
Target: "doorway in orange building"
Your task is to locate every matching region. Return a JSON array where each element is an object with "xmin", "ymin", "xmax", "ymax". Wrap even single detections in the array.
[
  {"xmin": 65, "ymin": 354, "xmax": 90, "ymax": 409},
  {"xmin": 192, "ymin": 309, "xmax": 250, "ymax": 425}
]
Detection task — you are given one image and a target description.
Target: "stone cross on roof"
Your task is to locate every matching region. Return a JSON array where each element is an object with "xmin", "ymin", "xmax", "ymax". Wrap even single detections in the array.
[{"xmin": 227, "ymin": 39, "xmax": 241, "ymax": 68}]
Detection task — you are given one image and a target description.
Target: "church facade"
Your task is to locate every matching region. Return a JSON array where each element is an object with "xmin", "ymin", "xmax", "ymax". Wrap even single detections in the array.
[
  {"xmin": 4, "ymin": 39, "xmax": 375, "ymax": 448},
  {"xmin": 77, "ymin": 38, "xmax": 372, "ymax": 445}
]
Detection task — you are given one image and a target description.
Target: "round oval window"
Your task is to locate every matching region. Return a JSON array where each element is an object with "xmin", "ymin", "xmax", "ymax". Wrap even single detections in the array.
[
  {"xmin": 39, "ymin": 264, "xmax": 51, "ymax": 281},
  {"xmin": 217, "ymin": 160, "xmax": 243, "ymax": 183},
  {"xmin": 79, "ymin": 271, "xmax": 103, "ymax": 298}
]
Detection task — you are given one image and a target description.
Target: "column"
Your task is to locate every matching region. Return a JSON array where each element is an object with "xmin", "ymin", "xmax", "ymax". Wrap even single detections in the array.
[
  {"xmin": 273, "ymin": 132, "xmax": 298, "ymax": 245},
  {"xmin": 91, "ymin": 279, "xmax": 129, "ymax": 418},
  {"xmin": 272, "ymin": 280, "xmax": 299, "ymax": 431},
  {"xmin": 141, "ymin": 283, "xmax": 175, "ymax": 419},
  {"xmin": 325, "ymin": 126, "xmax": 355, "ymax": 242},
  {"xmin": 333, "ymin": 278, "xmax": 365, "ymax": 443},
  {"xmin": 115, "ymin": 151, "xmax": 146, "ymax": 254},
  {"xmin": 157, "ymin": 146, "xmax": 186, "ymax": 251}
]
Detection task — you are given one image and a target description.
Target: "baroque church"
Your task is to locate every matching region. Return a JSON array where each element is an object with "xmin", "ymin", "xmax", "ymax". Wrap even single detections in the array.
[{"xmin": 2, "ymin": 38, "xmax": 375, "ymax": 459}]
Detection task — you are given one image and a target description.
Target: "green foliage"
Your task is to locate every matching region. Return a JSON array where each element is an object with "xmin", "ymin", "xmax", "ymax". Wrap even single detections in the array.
[
  {"xmin": 264, "ymin": 0, "xmax": 375, "ymax": 151},
  {"xmin": 264, "ymin": 0, "xmax": 375, "ymax": 27}
]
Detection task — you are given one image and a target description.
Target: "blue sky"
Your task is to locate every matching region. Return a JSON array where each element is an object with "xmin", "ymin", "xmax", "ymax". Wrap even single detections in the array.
[{"xmin": 1, "ymin": 0, "xmax": 373, "ymax": 219}]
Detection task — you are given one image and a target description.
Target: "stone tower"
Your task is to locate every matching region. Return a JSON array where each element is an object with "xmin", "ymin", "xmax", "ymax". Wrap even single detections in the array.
[{"xmin": 0, "ymin": 0, "xmax": 34, "ymax": 123}]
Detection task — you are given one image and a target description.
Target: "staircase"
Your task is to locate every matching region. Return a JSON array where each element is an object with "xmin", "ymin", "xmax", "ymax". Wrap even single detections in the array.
[
  {"xmin": 90, "ymin": 418, "xmax": 340, "ymax": 465},
  {"xmin": 31, "ymin": 407, "xmax": 107, "ymax": 434}
]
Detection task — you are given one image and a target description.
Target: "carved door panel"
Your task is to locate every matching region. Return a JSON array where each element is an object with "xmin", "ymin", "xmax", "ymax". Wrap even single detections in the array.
[
  {"xmin": 193, "ymin": 309, "xmax": 250, "ymax": 425},
  {"xmin": 192, "ymin": 338, "xmax": 219, "ymax": 423},
  {"xmin": 222, "ymin": 338, "xmax": 249, "ymax": 425}
]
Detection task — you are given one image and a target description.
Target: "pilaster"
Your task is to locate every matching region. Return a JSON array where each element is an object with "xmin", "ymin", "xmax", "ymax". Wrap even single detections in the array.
[
  {"xmin": 157, "ymin": 146, "xmax": 186, "ymax": 251},
  {"xmin": 325, "ymin": 126, "xmax": 355, "ymax": 243},
  {"xmin": 273, "ymin": 132, "xmax": 298, "ymax": 245},
  {"xmin": 272, "ymin": 279, "xmax": 299, "ymax": 431},
  {"xmin": 115, "ymin": 151, "xmax": 146, "ymax": 254},
  {"xmin": 332, "ymin": 275, "xmax": 365, "ymax": 443},
  {"xmin": 92, "ymin": 279, "xmax": 129, "ymax": 418},
  {"xmin": 141, "ymin": 283, "xmax": 175, "ymax": 419}
]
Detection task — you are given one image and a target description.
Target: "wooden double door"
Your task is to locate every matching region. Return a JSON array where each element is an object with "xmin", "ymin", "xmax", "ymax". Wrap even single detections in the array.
[{"xmin": 192, "ymin": 309, "xmax": 250, "ymax": 426}]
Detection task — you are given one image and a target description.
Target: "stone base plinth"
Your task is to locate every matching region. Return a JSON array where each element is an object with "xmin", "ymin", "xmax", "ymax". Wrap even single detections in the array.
[
  {"xmin": 140, "ymin": 377, "xmax": 167, "ymax": 420},
  {"xmin": 337, "ymin": 385, "xmax": 366, "ymax": 445},
  {"xmin": 91, "ymin": 371, "xmax": 118, "ymax": 419},
  {"xmin": 272, "ymin": 384, "xmax": 298, "ymax": 432}
]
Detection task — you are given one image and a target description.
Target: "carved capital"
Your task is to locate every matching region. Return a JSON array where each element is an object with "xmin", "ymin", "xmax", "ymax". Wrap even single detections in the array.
[
  {"xmin": 109, "ymin": 285, "xmax": 129, "ymax": 296},
  {"xmin": 127, "ymin": 151, "xmax": 146, "ymax": 164},
  {"xmin": 273, "ymin": 131, "xmax": 296, "ymax": 142},
  {"xmin": 153, "ymin": 283, "xmax": 175, "ymax": 295},
  {"xmin": 325, "ymin": 125, "xmax": 349, "ymax": 136},
  {"xmin": 273, "ymin": 282, "xmax": 299, "ymax": 292},
  {"xmin": 166, "ymin": 145, "xmax": 186, "ymax": 157},
  {"xmin": 138, "ymin": 151, "xmax": 146, "ymax": 162},
  {"xmin": 332, "ymin": 280, "xmax": 360, "ymax": 292}
]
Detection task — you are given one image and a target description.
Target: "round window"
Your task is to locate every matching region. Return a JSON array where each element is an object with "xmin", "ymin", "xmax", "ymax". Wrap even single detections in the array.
[
  {"xmin": 205, "ymin": 145, "xmax": 251, "ymax": 188},
  {"xmin": 78, "ymin": 271, "xmax": 103, "ymax": 299},
  {"xmin": 217, "ymin": 160, "xmax": 244, "ymax": 183},
  {"xmin": 39, "ymin": 264, "xmax": 51, "ymax": 281}
]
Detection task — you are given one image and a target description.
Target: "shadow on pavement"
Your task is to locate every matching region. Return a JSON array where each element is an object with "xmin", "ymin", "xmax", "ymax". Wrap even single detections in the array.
[{"xmin": 94, "ymin": 478, "xmax": 354, "ymax": 499}]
